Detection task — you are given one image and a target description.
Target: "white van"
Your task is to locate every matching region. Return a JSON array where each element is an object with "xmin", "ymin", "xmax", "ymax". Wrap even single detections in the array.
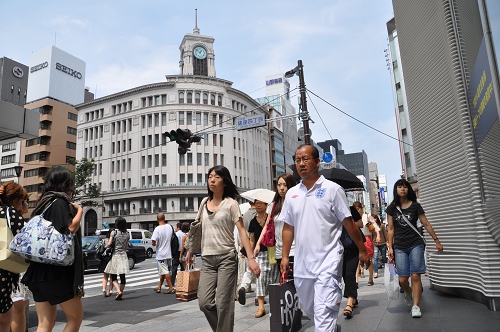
[{"xmin": 96, "ymin": 228, "xmax": 156, "ymax": 258}]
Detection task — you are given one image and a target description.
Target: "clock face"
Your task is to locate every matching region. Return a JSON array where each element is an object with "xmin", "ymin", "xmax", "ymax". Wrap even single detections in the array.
[{"xmin": 193, "ymin": 46, "xmax": 207, "ymax": 59}]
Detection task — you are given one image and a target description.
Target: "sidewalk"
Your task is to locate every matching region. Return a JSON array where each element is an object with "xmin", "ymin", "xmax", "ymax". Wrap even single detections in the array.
[{"xmin": 44, "ymin": 272, "xmax": 500, "ymax": 332}]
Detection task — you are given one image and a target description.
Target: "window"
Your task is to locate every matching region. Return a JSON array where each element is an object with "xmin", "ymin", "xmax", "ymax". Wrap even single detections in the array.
[
  {"xmin": 162, "ymin": 95, "xmax": 167, "ymax": 104},
  {"xmin": 210, "ymin": 94, "xmax": 215, "ymax": 105},
  {"xmin": 195, "ymin": 93, "xmax": 200, "ymax": 104},
  {"xmin": 180, "ymin": 154, "xmax": 185, "ymax": 166},
  {"xmin": 155, "ymin": 96, "xmax": 160, "ymax": 105},
  {"xmin": 67, "ymin": 127, "xmax": 77, "ymax": 135},
  {"xmin": 204, "ymin": 153, "xmax": 209, "ymax": 166},
  {"xmin": 187, "ymin": 174, "xmax": 193, "ymax": 185},
  {"xmin": 219, "ymin": 115, "xmax": 223, "ymax": 127},
  {"xmin": 100, "ymin": 125, "xmax": 104, "ymax": 138},
  {"xmin": 122, "ymin": 159, "xmax": 126, "ymax": 172},
  {"xmin": 2, "ymin": 142, "xmax": 16, "ymax": 152},
  {"xmin": 142, "ymin": 98, "xmax": 147, "ymax": 107},
  {"xmin": 68, "ymin": 112, "xmax": 77, "ymax": 121},
  {"xmin": 218, "ymin": 95, "xmax": 222, "ymax": 106},
  {"xmin": 213, "ymin": 154, "xmax": 217, "ymax": 166},
  {"xmin": 117, "ymin": 122, "xmax": 120, "ymax": 134},
  {"xmin": 111, "ymin": 161, "xmax": 115, "ymax": 173},
  {"xmin": 220, "ymin": 135, "xmax": 224, "ymax": 147},
  {"xmin": 122, "ymin": 120, "xmax": 126, "ymax": 133},
  {"xmin": 162, "ymin": 113, "xmax": 167, "ymax": 126},
  {"xmin": 142, "ymin": 115, "xmax": 146, "ymax": 128},
  {"xmin": 148, "ymin": 97, "xmax": 153, "ymax": 106},
  {"xmin": 220, "ymin": 154, "xmax": 224, "ymax": 166},
  {"xmin": 116, "ymin": 160, "xmax": 120, "ymax": 173},
  {"xmin": 117, "ymin": 141, "xmax": 120, "ymax": 153},
  {"xmin": 66, "ymin": 142, "xmax": 76, "ymax": 150},
  {"xmin": 112, "ymin": 142, "xmax": 115, "ymax": 154},
  {"xmin": 162, "ymin": 174, "xmax": 167, "ymax": 186},
  {"xmin": 99, "ymin": 163, "xmax": 102, "ymax": 175},
  {"xmin": 196, "ymin": 113, "xmax": 201, "ymax": 125},
  {"xmin": 187, "ymin": 92, "xmax": 192, "ymax": 103},
  {"xmin": 212, "ymin": 114, "xmax": 217, "ymax": 126},
  {"xmin": 128, "ymin": 158, "xmax": 131, "ymax": 171},
  {"xmin": 179, "ymin": 92, "xmax": 184, "ymax": 103},
  {"xmin": 213, "ymin": 134, "xmax": 217, "ymax": 146},
  {"xmin": 186, "ymin": 112, "xmax": 192, "ymax": 125},
  {"xmin": 154, "ymin": 113, "xmax": 159, "ymax": 126},
  {"xmin": 142, "ymin": 136, "xmax": 146, "ymax": 149},
  {"xmin": 179, "ymin": 112, "xmax": 185, "ymax": 125},
  {"xmin": 128, "ymin": 139, "xmax": 132, "ymax": 151},
  {"xmin": 148, "ymin": 115, "xmax": 152, "ymax": 127},
  {"xmin": 141, "ymin": 156, "xmax": 145, "ymax": 169},
  {"xmin": 162, "ymin": 153, "xmax": 167, "ymax": 166},
  {"xmin": 148, "ymin": 135, "xmax": 152, "ymax": 148},
  {"xmin": 180, "ymin": 174, "xmax": 185, "ymax": 185},
  {"xmin": 187, "ymin": 153, "xmax": 193, "ymax": 165},
  {"xmin": 155, "ymin": 134, "xmax": 159, "ymax": 147},
  {"xmin": 203, "ymin": 93, "xmax": 208, "ymax": 104},
  {"xmin": 148, "ymin": 155, "xmax": 152, "ymax": 168},
  {"xmin": 233, "ymin": 137, "xmax": 236, "ymax": 149},
  {"xmin": 204, "ymin": 134, "xmax": 208, "ymax": 146},
  {"xmin": 111, "ymin": 123, "xmax": 115, "ymax": 135},
  {"xmin": 203, "ymin": 113, "xmax": 208, "ymax": 126},
  {"xmin": 10, "ymin": 85, "xmax": 13, "ymax": 100},
  {"xmin": 197, "ymin": 153, "xmax": 202, "ymax": 166},
  {"xmin": 1, "ymin": 154, "xmax": 16, "ymax": 165},
  {"xmin": 155, "ymin": 154, "xmax": 159, "ymax": 167}
]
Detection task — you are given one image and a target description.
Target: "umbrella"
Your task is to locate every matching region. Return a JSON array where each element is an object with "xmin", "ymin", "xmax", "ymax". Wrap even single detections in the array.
[
  {"xmin": 318, "ymin": 168, "xmax": 364, "ymax": 191},
  {"xmin": 239, "ymin": 202, "xmax": 251, "ymax": 215},
  {"xmin": 240, "ymin": 188, "xmax": 276, "ymax": 204}
]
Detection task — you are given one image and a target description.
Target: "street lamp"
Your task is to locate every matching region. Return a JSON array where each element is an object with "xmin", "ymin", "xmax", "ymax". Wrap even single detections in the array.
[
  {"xmin": 285, "ymin": 60, "xmax": 311, "ymax": 145},
  {"xmin": 13, "ymin": 165, "xmax": 23, "ymax": 178}
]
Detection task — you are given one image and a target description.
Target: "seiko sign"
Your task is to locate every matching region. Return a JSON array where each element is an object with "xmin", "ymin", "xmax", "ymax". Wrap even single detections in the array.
[
  {"xmin": 30, "ymin": 62, "xmax": 48, "ymax": 73},
  {"xmin": 12, "ymin": 67, "xmax": 24, "ymax": 78},
  {"xmin": 55, "ymin": 62, "xmax": 82, "ymax": 79}
]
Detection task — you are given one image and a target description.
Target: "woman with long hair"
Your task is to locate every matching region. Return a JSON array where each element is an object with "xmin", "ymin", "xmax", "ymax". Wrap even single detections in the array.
[
  {"xmin": 179, "ymin": 222, "xmax": 191, "ymax": 270},
  {"xmin": 251, "ymin": 173, "xmax": 296, "ymax": 310},
  {"xmin": 354, "ymin": 201, "xmax": 380, "ymax": 286},
  {"xmin": 371, "ymin": 214, "xmax": 388, "ymax": 278},
  {"xmin": 104, "ymin": 217, "xmax": 130, "ymax": 300},
  {"xmin": 21, "ymin": 167, "xmax": 84, "ymax": 332},
  {"xmin": 386, "ymin": 179, "xmax": 443, "ymax": 318},
  {"xmin": 186, "ymin": 165, "xmax": 260, "ymax": 332},
  {"xmin": 0, "ymin": 183, "xmax": 29, "ymax": 332}
]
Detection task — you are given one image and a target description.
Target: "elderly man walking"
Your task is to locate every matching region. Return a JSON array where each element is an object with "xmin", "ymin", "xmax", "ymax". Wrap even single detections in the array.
[{"xmin": 281, "ymin": 145, "xmax": 371, "ymax": 332}]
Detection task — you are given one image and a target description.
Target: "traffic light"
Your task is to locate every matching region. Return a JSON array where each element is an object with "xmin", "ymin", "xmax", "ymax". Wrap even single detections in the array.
[{"xmin": 163, "ymin": 129, "xmax": 203, "ymax": 154}]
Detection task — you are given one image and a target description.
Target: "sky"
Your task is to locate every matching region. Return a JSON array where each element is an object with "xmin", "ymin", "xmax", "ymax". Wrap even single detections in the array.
[{"xmin": 2, "ymin": 0, "xmax": 401, "ymax": 198}]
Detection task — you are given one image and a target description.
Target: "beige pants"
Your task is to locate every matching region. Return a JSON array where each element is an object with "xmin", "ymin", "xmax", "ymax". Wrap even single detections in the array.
[{"xmin": 198, "ymin": 251, "xmax": 238, "ymax": 332}]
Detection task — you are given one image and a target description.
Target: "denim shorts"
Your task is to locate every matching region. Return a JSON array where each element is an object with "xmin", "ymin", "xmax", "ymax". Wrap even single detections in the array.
[{"xmin": 394, "ymin": 244, "xmax": 426, "ymax": 276}]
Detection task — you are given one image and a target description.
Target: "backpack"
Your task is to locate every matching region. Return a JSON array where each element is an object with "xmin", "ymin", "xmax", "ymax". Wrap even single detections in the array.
[{"xmin": 170, "ymin": 225, "xmax": 180, "ymax": 253}]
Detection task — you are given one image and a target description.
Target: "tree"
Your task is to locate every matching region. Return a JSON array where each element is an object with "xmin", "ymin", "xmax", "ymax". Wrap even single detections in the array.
[{"xmin": 68, "ymin": 158, "xmax": 101, "ymax": 207}]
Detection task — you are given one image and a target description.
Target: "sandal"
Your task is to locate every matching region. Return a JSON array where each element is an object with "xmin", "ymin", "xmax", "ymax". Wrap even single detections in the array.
[
  {"xmin": 115, "ymin": 292, "xmax": 123, "ymax": 301},
  {"xmin": 374, "ymin": 272, "xmax": 378, "ymax": 279},
  {"xmin": 102, "ymin": 290, "xmax": 109, "ymax": 297},
  {"xmin": 368, "ymin": 281, "xmax": 374, "ymax": 286},
  {"xmin": 343, "ymin": 304, "xmax": 353, "ymax": 318},
  {"xmin": 353, "ymin": 298, "xmax": 359, "ymax": 308},
  {"xmin": 154, "ymin": 288, "xmax": 161, "ymax": 293},
  {"xmin": 164, "ymin": 288, "xmax": 175, "ymax": 294}
]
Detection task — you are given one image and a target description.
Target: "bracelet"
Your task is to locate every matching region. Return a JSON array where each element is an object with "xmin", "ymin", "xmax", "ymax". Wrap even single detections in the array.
[{"xmin": 433, "ymin": 238, "xmax": 439, "ymax": 241}]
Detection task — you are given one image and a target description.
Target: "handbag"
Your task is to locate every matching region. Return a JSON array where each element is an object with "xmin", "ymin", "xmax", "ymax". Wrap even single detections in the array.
[
  {"xmin": 269, "ymin": 272, "xmax": 302, "ymax": 332},
  {"xmin": 340, "ymin": 226, "xmax": 366, "ymax": 248},
  {"xmin": 384, "ymin": 261, "xmax": 399, "ymax": 300},
  {"xmin": 0, "ymin": 207, "xmax": 30, "ymax": 273},
  {"xmin": 175, "ymin": 263, "xmax": 201, "ymax": 302},
  {"xmin": 9, "ymin": 199, "xmax": 75, "ymax": 266},
  {"xmin": 364, "ymin": 235, "xmax": 374, "ymax": 257},
  {"xmin": 261, "ymin": 204, "xmax": 276, "ymax": 247},
  {"xmin": 97, "ymin": 235, "xmax": 114, "ymax": 260},
  {"xmin": 396, "ymin": 206, "xmax": 426, "ymax": 245},
  {"xmin": 185, "ymin": 197, "xmax": 208, "ymax": 254}
]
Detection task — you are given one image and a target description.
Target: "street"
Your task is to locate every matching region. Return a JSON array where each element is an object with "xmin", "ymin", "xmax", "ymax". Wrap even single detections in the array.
[{"xmin": 27, "ymin": 257, "xmax": 198, "ymax": 329}]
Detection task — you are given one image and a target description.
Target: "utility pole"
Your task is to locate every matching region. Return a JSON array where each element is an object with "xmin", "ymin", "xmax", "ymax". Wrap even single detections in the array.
[
  {"xmin": 285, "ymin": 60, "xmax": 310, "ymax": 144},
  {"xmin": 370, "ymin": 176, "xmax": 383, "ymax": 216}
]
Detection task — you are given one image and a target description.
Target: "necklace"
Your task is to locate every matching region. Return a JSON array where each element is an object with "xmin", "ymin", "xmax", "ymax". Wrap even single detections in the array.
[{"xmin": 256, "ymin": 213, "xmax": 267, "ymax": 226}]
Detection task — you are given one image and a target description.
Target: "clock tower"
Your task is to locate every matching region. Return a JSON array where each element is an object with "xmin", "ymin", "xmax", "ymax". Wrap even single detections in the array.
[{"xmin": 179, "ymin": 17, "xmax": 216, "ymax": 77}]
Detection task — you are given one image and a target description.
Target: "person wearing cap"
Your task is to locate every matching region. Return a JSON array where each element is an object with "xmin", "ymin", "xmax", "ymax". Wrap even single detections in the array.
[{"xmin": 281, "ymin": 145, "xmax": 371, "ymax": 332}]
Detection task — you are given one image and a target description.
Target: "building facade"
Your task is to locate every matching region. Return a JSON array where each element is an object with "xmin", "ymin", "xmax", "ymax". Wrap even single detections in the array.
[
  {"xmin": 391, "ymin": 0, "xmax": 500, "ymax": 309},
  {"xmin": 76, "ymin": 25, "xmax": 272, "ymax": 235}
]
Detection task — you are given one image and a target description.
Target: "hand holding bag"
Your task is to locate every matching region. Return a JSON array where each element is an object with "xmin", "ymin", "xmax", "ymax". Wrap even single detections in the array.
[
  {"xmin": 175, "ymin": 263, "xmax": 201, "ymax": 302},
  {"xmin": 384, "ymin": 261, "xmax": 399, "ymax": 300},
  {"xmin": 97, "ymin": 235, "xmax": 115, "ymax": 260},
  {"xmin": 9, "ymin": 199, "xmax": 75, "ymax": 266},
  {"xmin": 0, "ymin": 208, "xmax": 29, "ymax": 273},
  {"xmin": 185, "ymin": 197, "xmax": 208, "ymax": 254},
  {"xmin": 269, "ymin": 272, "xmax": 302, "ymax": 332}
]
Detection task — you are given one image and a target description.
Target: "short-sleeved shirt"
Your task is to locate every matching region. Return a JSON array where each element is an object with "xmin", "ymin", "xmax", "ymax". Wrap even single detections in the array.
[
  {"xmin": 111, "ymin": 230, "xmax": 130, "ymax": 255},
  {"xmin": 152, "ymin": 224, "xmax": 173, "ymax": 260},
  {"xmin": 282, "ymin": 176, "xmax": 351, "ymax": 279},
  {"xmin": 201, "ymin": 197, "xmax": 241, "ymax": 256},
  {"xmin": 248, "ymin": 216, "xmax": 267, "ymax": 252},
  {"xmin": 385, "ymin": 201, "xmax": 425, "ymax": 249},
  {"xmin": 175, "ymin": 230, "xmax": 184, "ymax": 252}
]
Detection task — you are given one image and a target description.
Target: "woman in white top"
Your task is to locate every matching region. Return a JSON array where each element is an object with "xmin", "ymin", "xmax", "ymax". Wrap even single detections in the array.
[{"xmin": 186, "ymin": 166, "xmax": 260, "ymax": 332}]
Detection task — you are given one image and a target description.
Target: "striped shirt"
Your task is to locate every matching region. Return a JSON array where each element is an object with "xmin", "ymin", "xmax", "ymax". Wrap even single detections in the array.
[{"xmin": 201, "ymin": 197, "xmax": 241, "ymax": 256}]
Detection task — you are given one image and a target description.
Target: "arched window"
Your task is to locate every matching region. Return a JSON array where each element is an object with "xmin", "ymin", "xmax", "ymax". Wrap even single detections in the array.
[
  {"xmin": 187, "ymin": 92, "xmax": 192, "ymax": 103},
  {"xmin": 179, "ymin": 92, "xmax": 184, "ymax": 103},
  {"xmin": 210, "ymin": 94, "xmax": 215, "ymax": 105},
  {"xmin": 195, "ymin": 93, "xmax": 200, "ymax": 104},
  {"xmin": 84, "ymin": 209, "xmax": 98, "ymax": 236},
  {"xmin": 203, "ymin": 93, "xmax": 208, "ymax": 104},
  {"xmin": 218, "ymin": 95, "xmax": 222, "ymax": 106}
]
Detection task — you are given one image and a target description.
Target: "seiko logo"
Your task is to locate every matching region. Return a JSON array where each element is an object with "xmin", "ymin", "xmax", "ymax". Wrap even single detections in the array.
[
  {"xmin": 30, "ymin": 62, "xmax": 48, "ymax": 73},
  {"xmin": 55, "ymin": 62, "xmax": 82, "ymax": 79},
  {"xmin": 12, "ymin": 67, "xmax": 24, "ymax": 78}
]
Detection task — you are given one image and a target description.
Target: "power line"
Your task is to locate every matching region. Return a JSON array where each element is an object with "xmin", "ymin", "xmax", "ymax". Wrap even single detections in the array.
[{"xmin": 306, "ymin": 88, "xmax": 412, "ymax": 147}]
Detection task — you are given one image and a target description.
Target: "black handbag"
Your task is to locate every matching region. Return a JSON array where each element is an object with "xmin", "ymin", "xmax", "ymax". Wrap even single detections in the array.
[{"xmin": 97, "ymin": 235, "xmax": 115, "ymax": 260}]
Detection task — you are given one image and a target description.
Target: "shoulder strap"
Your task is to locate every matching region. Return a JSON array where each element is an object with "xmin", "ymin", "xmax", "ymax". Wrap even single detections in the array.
[
  {"xmin": 5, "ymin": 207, "xmax": 11, "ymax": 225},
  {"xmin": 195, "ymin": 197, "xmax": 209, "ymax": 223},
  {"xmin": 396, "ymin": 206, "xmax": 424, "ymax": 239},
  {"xmin": 40, "ymin": 198, "xmax": 58, "ymax": 217}
]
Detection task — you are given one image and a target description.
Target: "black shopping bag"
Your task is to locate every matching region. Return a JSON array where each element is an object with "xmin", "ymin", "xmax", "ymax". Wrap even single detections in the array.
[{"xmin": 269, "ymin": 273, "xmax": 302, "ymax": 332}]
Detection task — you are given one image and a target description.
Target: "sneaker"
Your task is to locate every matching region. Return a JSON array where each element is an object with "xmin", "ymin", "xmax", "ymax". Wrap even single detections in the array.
[
  {"xmin": 335, "ymin": 323, "xmax": 341, "ymax": 332},
  {"xmin": 411, "ymin": 305, "xmax": 422, "ymax": 318},
  {"xmin": 237, "ymin": 287, "xmax": 246, "ymax": 305},
  {"xmin": 404, "ymin": 288, "xmax": 413, "ymax": 307}
]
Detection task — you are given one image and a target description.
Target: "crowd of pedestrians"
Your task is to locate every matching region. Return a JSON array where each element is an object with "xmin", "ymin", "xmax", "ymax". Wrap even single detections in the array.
[{"xmin": 0, "ymin": 144, "xmax": 445, "ymax": 332}]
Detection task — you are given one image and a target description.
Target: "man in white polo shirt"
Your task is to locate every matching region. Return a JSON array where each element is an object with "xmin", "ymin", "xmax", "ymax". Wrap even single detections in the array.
[{"xmin": 281, "ymin": 145, "xmax": 371, "ymax": 332}]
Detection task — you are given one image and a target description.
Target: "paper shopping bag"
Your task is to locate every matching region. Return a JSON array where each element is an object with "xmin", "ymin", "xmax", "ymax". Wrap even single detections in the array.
[
  {"xmin": 175, "ymin": 267, "xmax": 201, "ymax": 302},
  {"xmin": 0, "ymin": 212, "xmax": 29, "ymax": 274},
  {"xmin": 384, "ymin": 262, "xmax": 399, "ymax": 300},
  {"xmin": 269, "ymin": 278, "xmax": 302, "ymax": 332}
]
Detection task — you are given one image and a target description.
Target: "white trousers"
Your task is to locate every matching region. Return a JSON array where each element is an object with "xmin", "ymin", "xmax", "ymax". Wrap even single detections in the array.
[{"xmin": 294, "ymin": 273, "xmax": 342, "ymax": 332}]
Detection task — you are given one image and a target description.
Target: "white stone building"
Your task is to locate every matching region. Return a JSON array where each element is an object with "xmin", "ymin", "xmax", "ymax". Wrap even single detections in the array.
[{"xmin": 75, "ymin": 25, "xmax": 271, "ymax": 235}]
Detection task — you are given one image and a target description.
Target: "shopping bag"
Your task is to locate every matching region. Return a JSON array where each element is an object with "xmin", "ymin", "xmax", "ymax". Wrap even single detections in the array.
[
  {"xmin": 269, "ymin": 273, "xmax": 302, "ymax": 332},
  {"xmin": 384, "ymin": 262, "xmax": 399, "ymax": 300},
  {"xmin": 0, "ymin": 208, "xmax": 29, "ymax": 273},
  {"xmin": 175, "ymin": 264, "xmax": 201, "ymax": 302},
  {"xmin": 268, "ymin": 246, "xmax": 277, "ymax": 265}
]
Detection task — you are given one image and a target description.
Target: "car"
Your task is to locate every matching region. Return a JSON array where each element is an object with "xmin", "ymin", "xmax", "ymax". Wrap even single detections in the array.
[{"xmin": 82, "ymin": 235, "xmax": 147, "ymax": 271}]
